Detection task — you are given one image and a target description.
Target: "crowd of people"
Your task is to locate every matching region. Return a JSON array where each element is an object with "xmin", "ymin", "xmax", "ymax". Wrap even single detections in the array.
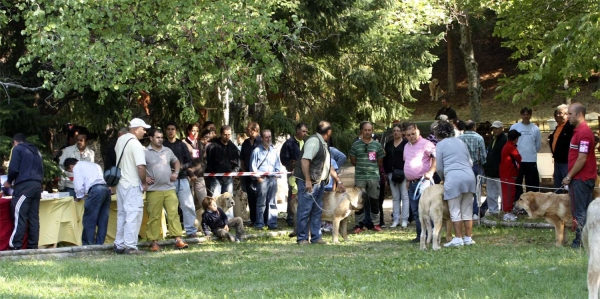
[{"xmin": 2, "ymin": 100, "xmax": 598, "ymax": 252}]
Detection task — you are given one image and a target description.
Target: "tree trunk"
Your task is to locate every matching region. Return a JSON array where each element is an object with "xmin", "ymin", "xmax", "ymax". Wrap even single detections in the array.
[
  {"xmin": 447, "ymin": 28, "xmax": 456, "ymax": 99},
  {"xmin": 564, "ymin": 78, "xmax": 571, "ymax": 104},
  {"xmin": 458, "ymin": 16, "xmax": 482, "ymax": 122},
  {"xmin": 218, "ymin": 78, "xmax": 232, "ymax": 126}
]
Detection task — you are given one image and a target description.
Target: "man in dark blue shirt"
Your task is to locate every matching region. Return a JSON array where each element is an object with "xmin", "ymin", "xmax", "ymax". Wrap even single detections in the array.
[
  {"xmin": 280, "ymin": 123, "xmax": 307, "ymax": 226},
  {"xmin": 240, "ymin": 122, "xmax": 261, "ymax": 224},
  {"xmin": 4, "ymin": 133, "xmax": 44, "ymax": 250}
]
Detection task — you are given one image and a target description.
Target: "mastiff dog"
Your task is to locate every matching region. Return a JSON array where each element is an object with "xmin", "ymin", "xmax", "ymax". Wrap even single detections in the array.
[
  {"xmin": 515, "ymin": 191, "xmax": 572, "ymax": 246},
  {"xmin": 289, "ymin": 187, "xmax": 365, "ymax": 244},
  {"xmin": 418, "ymin": 184, "xmax": 453, "ymax": 251},
  {"xmin": 584, "ymin": 198, "xmax": 600, "ymax": 299}
]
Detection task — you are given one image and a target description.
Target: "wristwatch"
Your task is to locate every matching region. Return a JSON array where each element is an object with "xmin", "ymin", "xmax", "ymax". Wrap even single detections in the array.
[{"xmin": 565, "ymin": 176, "xmax": 570, "ymax": 181}]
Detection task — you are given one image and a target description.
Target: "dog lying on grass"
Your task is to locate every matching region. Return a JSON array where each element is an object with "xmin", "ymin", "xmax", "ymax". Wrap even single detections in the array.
[
  {"xmin": 289, "ymin": 187, "xmax": 365, "ymax": 244},
  {"xmin": 584, "ymin": 198, "xmax": 600, "ymax": 299},
  {"xmin": 515, "ymin": 191, "xmax": 572, "ymax": 246},
  {"xmin": 418, "ymin": 184, "xmax": 452, "ymax": 251}
]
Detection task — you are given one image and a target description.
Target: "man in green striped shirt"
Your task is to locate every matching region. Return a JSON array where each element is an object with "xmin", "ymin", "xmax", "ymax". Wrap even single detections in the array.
[{"xmin": 349, "ymin": 121, "xmax": 385, "ymax": 233}]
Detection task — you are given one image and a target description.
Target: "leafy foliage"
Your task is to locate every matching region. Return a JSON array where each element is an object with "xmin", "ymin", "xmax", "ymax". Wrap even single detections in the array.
[{"xmin": 493, "ymin": 0, "xmax": 600, "ymax": 103}]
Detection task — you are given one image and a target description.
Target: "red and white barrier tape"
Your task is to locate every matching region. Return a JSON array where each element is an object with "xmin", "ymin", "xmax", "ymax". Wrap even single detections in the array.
[{"xmin": 204, "ymin": 172, "xmax": 291, "ymax": 177}]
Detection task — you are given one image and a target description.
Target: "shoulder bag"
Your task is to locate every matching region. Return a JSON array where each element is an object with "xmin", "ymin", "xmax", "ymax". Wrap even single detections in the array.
[{"xmin": 104, "ymin": 138, "xmax": 134, "ymax": 186}]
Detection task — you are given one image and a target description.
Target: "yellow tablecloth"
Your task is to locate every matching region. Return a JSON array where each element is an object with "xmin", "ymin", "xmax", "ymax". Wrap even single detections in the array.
[
  {"xmin": 39, "ymin": 194, "xmax": 167, "ymax": 247},
  {"xmin": 39, "ymin": 196, "xmax": 84, "ymax": 247}
]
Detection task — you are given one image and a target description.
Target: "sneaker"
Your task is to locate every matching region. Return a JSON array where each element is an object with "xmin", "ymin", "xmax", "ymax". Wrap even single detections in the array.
[
  {"xmin": 503, "ymin": 213, "xmax": 518, "ymax": 221},
  {"xmin": 353, "ymin": 227, "xmax": 363, "ymax": 234},
  {"xmin": 124, "ymin": 248, "xmax": 146, "ymax": 255},
  {"xmin": 381, "ymin": 224, "xmax": 387, "ymax": 228},
  {"xmin": 186, "ymin": 233, "xmax": 198, "ymax": 238},
  {"xmin": 401, "ymin": 221, "xmax": 408, "ymax": 228},
  {"xmin": 472, "ymin": 214, "xmax": 479, "ymax": 221},
  {"xmin": 463, "ymin": 238, "xmax": 476, "ymax": 245},
  {"xmin": 297, "ymin": 240, "xmax": 310, "ymax": 245},
  {"xmin": 443, "ymin": 238, "xmax": 464, "ymax": 247},
  {"xmin": 372, "ymin": 225, "xmax": 383, "ymax": 232},
  {"xmin": 410, "ymin": 237, "xmax": 420, "ymax": 243},
  {"xmin": 113, "ymin": 244, "xmax": 125, "ymax": 255},
  {"xmin": 390, "ymin": 221, "xmax": 399, "ymax": 228},
  {"xmin": 322, "ymin": 223, "xmax": 333, "ymax": 233},
  {"xmin": 571, "ymin": 240, "xmax": 582, "ymax": 249}
]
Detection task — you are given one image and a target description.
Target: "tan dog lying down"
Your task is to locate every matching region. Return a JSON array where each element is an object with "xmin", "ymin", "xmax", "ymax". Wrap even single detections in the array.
[
  {"xmin": 583, "ymin": 198, "xmax": 600, "ymax": 299},
  {"xmin": 194, "ymin": 192, "xmax": 235, "ymax": 228},
  {"xmin": 515, "ymin": 192, "xmax": 572, "ymax": 246},
  {"xmin": 419, "ymin": 184, "xmax": 453, "ymax": 251},
  {"xmin": 289, "ymin": 187, "xmax": 365, "ymax": 243}
]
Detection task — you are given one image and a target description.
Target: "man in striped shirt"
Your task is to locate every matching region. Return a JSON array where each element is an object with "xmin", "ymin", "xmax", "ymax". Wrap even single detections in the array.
[
  {"xmin": 457, "ymin": 120, "xmax": 487, "ymax": 219},
  {"xmin": 349, "ymin": 121, "xmax": 385, "ymax": 233}
]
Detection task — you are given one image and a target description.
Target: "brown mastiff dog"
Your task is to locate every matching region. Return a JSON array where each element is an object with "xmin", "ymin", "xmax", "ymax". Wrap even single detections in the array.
[
  {"xmin": 418, "ymin": 184, "xmax": 453, "ymax": 251},
  {"xmin": 289, "ymin": 187, "xmax": 365, "ymax": 244},
  {"xmin": 515, "ymin": 191, "xmax": 572, "ymax": 246}
]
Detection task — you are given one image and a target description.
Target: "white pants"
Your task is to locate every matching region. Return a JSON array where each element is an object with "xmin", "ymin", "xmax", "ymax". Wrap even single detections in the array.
[
  {"xmin": 387, "ymin": 174, "xmax": 409, "ymax": 223},
  {"xmin": 485, "ymin": 178, "xmax": 502, "ymax": 214},
  {"xmin": 115, "ymin": 184, "xmax": 144, "ymax": 250},
  {"xmin": 448, "ymin": 193, "xmax": 474, "ymax": 222}
]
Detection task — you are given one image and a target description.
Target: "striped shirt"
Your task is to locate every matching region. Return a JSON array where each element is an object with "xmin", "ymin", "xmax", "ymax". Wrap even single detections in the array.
[
  {"xmin": 457, "ymin": 131, "xmax": 486, "ymax": 166},
  {"xmin": 349, "ymin": 139, "xmax": 385, "ymax": 181}
]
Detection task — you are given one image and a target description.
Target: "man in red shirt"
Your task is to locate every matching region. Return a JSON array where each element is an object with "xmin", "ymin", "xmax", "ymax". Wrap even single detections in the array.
[{"xmin": 562, "ymin": 103, "xmax": 598, "ymax": 249}]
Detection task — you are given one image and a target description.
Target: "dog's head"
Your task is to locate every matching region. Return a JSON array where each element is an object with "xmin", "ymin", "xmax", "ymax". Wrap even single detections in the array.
[
  {"xmin": 515, "ymin": 192, "xmax": 538, "ymax": 217},
  {"xmin": 216, "ymin": 192, "xmax": 235, "ymax": 209},
  {"xmin": 345, "ymin": 187, "xmax": 365, "ymax": 210}
]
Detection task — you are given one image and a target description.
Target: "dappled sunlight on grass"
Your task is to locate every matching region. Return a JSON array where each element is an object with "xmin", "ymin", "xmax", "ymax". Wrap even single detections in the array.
[{"xmin": 0, "ymin": 225, "xmax": 591, "ymax": 298}]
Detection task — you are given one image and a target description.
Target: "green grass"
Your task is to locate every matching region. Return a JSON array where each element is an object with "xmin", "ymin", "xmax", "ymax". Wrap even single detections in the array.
[{"xmin": 0, "ymin": 225, "xmax": 589, "ymax": 299}]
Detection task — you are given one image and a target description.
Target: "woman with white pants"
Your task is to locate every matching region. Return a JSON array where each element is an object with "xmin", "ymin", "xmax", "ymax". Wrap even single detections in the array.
[
  {"xmin": 434, "ymin": 120, "xmax": 477, "ymax": 247},
  {"xmin": 383, "ymin": 124, "xmax": 409, "ymax": 228}
]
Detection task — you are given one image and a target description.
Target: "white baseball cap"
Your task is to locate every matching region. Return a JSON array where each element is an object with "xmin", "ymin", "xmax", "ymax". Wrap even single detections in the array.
[
  {"xmin": 129, "ymin": 118, "xmax": 151, "ymax": 129},
  {"xmin": 491, "ymin": 121, "xmax": 503, "ymax": 128}
]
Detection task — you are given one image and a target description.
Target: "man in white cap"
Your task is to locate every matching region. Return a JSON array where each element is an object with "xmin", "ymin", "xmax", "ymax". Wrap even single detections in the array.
[
  {"xmin": 113, "ymin": 118, "xmax": 150, "ymax": 255},
  {"xmin": 482, "ymin": 121, "xmax": 506, "ymax": 215}
]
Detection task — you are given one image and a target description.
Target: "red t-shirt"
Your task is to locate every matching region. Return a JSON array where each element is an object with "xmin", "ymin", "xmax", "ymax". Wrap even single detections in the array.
[
  {"xmin": 500, "ymin": 141, "xmax": 521, "ymax": 178},
  {"xmin": 568, "ymin": 122, "xmax": 597, "ymax": 181}
]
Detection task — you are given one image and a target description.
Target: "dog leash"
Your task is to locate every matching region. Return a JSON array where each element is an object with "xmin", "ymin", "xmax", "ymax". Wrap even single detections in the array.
[{"xmin": 307, "ymin": 192, "xmax": 350, "ymax": 213}]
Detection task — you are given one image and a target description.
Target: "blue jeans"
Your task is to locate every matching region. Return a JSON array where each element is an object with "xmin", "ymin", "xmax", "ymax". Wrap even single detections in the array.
[
  {"xmin": 206, "ymin": 177, "xmax": 233, "ymax": 197},
  {"xmin": 296, "ymin": 180, "xmax": 325, "ymax": 243},
  {"xmin": 82, "ymin": 184, "xmax": 111, "ymax": 245},
  {"xmin": 553, "ymin": 163, "xmax": 569, "ymax": 193},
  {"xmin": 175, "ymin": 178, "xmax": 198, "ymax": 235},
  {"xmin": 569, "ymin": 179, "xmax": 595, "ymax": 243},
  {"xmin": 255, "ymin": 177, "xmax": 278, "ymax": 229},
  {"xmin": 408, "ymin": 181, "xmax": 429, "ymax": 239}
]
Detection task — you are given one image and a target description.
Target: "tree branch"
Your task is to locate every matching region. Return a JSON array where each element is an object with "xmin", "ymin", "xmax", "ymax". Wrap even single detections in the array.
[{"xmin": 0, "ymin": 81, "xmax": 45, "ymax": 92}]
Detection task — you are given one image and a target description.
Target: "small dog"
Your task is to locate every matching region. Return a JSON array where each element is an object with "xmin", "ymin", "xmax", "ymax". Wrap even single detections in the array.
[
  {"xmin": 289, "ymin": 187, "xmax": 365, "ymax": 243},
  {"xmin": 418, "ymin": 184, "xmax": 453, "ymax": 250},
  {"xmin": 515, "ymin": 191, "xmax": 572, "ymax": 246},
  {"xmin": 583, "ymin": 198, "xmax": 600, "ymax": 299}
]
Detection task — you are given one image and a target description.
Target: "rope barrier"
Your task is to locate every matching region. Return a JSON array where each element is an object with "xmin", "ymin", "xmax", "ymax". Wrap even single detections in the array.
[{"xmin": 204, "ymin": 171, "xmax": 290, "ymax": 177}]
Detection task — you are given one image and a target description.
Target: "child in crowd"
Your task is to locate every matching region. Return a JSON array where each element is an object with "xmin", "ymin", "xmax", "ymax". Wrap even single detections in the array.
[{"xmin": 201, "ymin": 196, "xmax": 246, "ymax": 242}]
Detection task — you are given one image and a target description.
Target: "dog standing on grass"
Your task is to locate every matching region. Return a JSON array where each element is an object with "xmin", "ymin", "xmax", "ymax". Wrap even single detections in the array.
[
  {"xmin": 515, "ymin": 192, "xmax": 572, "ymax": 246},
  {"xmin": 583, "ymin": 198, "xmax": 600, "ymax": 299},
  {"xmin": 419, "ymin": 184, "xmax": 453, "ymax": 251}
]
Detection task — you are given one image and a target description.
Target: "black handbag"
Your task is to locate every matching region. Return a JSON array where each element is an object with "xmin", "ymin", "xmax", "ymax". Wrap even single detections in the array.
[
  {"xmin": 104, "ymin": 138, "xmax": 134, "ymax": 186},
  {"xmin": 391, "ymin": 168, "xmax": 405, "ymax": 183}
]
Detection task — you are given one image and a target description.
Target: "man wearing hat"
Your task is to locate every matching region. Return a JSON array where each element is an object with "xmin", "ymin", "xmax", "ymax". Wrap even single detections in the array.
[
  {"xmin": 483, "ymin": 121, "xmax": 507, "ymax": 215},
  {"xmin": 113, "ymin": 118, "xmax": 150, "ymax": 255}
]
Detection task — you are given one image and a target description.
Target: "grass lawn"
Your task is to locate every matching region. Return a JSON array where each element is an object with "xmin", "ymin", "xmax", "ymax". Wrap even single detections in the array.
[{"xmin": 0, "ymin": 224, "xmax": 589, "ymax": 299}]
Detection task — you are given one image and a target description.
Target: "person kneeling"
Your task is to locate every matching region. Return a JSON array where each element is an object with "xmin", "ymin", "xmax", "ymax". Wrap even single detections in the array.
[{"xmin": 201, "ymin": 197, "xmax": 246, "ymax": 242}]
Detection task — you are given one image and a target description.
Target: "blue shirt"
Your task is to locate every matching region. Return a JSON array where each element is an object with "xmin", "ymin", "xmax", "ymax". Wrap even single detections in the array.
[{"xmin": 250, "ymin": 143, "xmax": 282, "ymax": 177}]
